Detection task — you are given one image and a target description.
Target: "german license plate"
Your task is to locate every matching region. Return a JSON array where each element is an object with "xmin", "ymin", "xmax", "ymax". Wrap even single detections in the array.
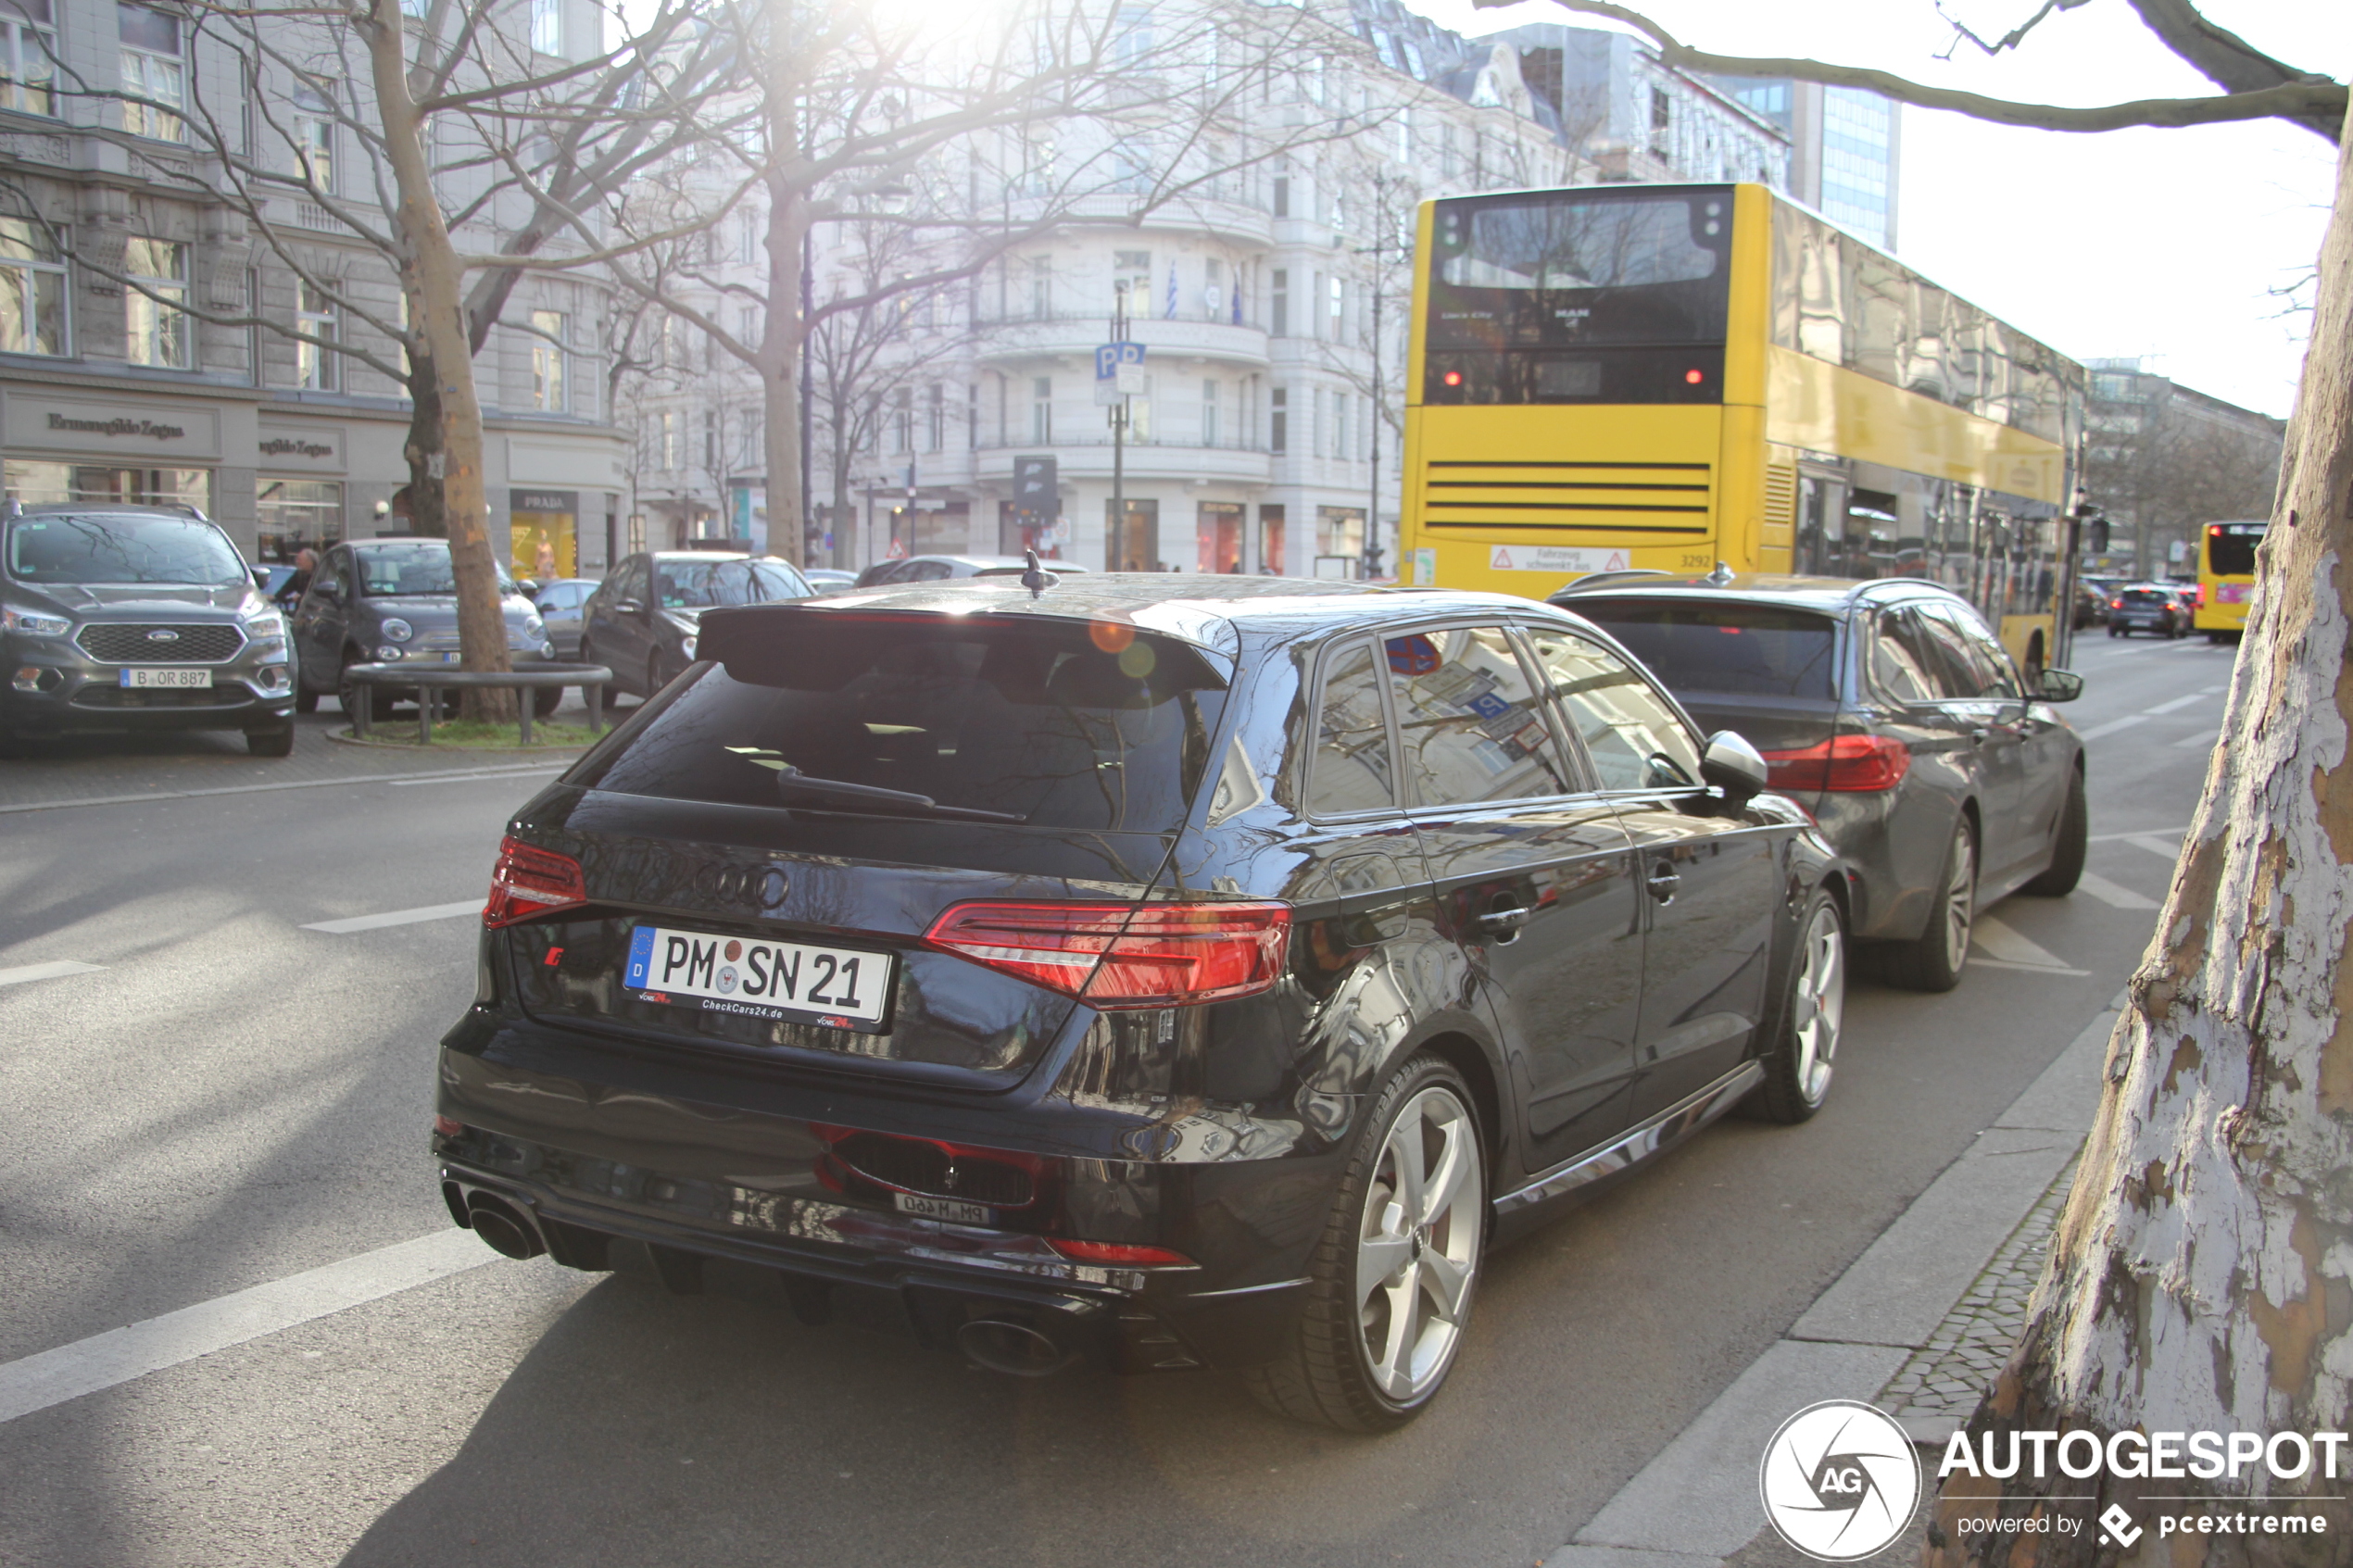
[
  {"xmin": 119, "ymin": 668, "xmax": 211, "ymax": 688},
  {"xmin": 624, "ymin": 923, "xmax": 892, "ymax": 1028},
  {"xmin": 893, "ymin": 1192, "xmax": 992, "ymax": 1224}
]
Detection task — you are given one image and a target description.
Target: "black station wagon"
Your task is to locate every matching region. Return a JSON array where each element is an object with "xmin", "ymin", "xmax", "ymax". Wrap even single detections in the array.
[{"xmin": 433, "ymin": 575, "xmax": 1843, "ymax": 1429}]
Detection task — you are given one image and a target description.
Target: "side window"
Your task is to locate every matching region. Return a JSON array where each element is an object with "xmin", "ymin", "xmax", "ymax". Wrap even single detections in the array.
[
  {"xmin": 1919, "ymin": 601, "xmax": 2019, "ymax": 699},
  {"xmin": 1869, "ymin": 608, "xmax": 1953, "ymax": 704},
  {"xmin": 332, "ymin": 550, "xmax": 356, "ymax": 600},
  {"xmin": 909, "ymin": 560, "xmax": 953, "ymax": 582},
  {"xmin": 1382, "ymin": 624, "xmax": 1579, "ymax": 807},
  {"xmin": 707, "ymin": 562, "xmax": 750, "ymax": 606},
  {"xmin": 1305, "ymin": 639, "xmax": 1395, "ymax": 815},
  {"xmin": 1522, "ymin": 626, "xmax": 1703, "ymax": 793},
  {"xmin": 752, "ymin": 561, "xmax": 810, "ymax": 600}
]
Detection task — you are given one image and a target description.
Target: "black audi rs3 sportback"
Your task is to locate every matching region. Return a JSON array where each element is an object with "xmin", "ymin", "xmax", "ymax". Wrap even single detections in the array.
[{"xmin": 433, "ymin": 572, "xmax": 1844, "ymax": 1430}]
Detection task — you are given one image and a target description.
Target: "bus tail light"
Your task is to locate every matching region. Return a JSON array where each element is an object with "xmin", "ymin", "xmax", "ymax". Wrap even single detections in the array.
[
  {"xmin": 1762, "ymin": 735, "xmax": 1912, "ymax": 793},
  {"xmin": 925, "ymin": 900, "xmax": 1291, "ymax": 1008}
]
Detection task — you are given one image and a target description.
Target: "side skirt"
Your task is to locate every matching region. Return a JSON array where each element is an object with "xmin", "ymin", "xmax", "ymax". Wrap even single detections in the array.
[{"xmin": 1491, "ymin": 1060, "xmax": 1765, "ymax": 1217}]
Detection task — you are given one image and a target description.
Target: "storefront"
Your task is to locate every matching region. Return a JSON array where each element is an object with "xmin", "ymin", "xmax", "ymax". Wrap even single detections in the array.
[
  {"xmin": 254, "ymin": 420, "xmax": 347, "ymax": 563},
  {"xmin": 510, "ymin": 488, "xmax": 578, "ymax": 581},
  {"xmin": 3, "ymin": 391, "xmax": 227, "ymax": 515}
]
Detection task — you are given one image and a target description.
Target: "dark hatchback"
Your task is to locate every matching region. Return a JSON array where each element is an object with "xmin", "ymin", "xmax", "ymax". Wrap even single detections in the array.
[
  {"xmin": 0, "ymin": 503, "xmax": 296, "ymax": 755},
  {"xmin": 581, "ymin": 552, "xmax": 813, "ymax": 701},
  {"xmin": 1554, "ymin": 575, "xmax": 2087, "ymax": 991},
  {"xmin": 2107, "ymin": 583, "xmax": 2189, "ymax": 638},
  {"xmin": 433, "ymin": 576, "xmax": 1848, "ymax": 1429}
]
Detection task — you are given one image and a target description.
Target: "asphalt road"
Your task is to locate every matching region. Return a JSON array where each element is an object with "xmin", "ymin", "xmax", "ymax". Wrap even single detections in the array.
[{"xmin": 0, "ymin": 631, "xmax": 2232, "ymax": 1568}]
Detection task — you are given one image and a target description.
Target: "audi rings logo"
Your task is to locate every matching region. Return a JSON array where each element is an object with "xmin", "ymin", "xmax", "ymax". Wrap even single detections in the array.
[
  {"xmin": 686, "ymin": 862, "xmax": 790, "ymax": 909},
  {"xmin": 1759, "ymin": 1400, "xmax": 1921, "ymax": 1561}
]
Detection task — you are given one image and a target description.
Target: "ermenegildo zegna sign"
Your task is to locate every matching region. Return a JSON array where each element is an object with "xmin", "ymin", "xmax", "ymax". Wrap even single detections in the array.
[{"xmin": 6, "ymin": 396, "xmax": 223, "ymax": 458}]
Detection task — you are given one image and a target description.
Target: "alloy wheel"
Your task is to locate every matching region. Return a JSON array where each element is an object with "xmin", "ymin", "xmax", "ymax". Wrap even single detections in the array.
[
  {"xmin": 1942, "ymin": 823, "xmax": 1976, "ymax": 968},
  {"xmin": 1790, "ymin": 901, "xmax": 1845, "ymax": 1106},
  {"xmin": 1354, "ymin": 1085, "xmax": 1482, "ymax": 1402}
]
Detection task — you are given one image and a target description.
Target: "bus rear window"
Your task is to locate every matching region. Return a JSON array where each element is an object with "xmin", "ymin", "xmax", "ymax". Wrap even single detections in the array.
[
  {"xmin": 1428, "ymin": 191, "xmax": 1732, "ymax": 351},
  {"xmin": 2207, "ymin": 525, "xmax": 2263, "ymax": 578},
  {"xmin": 1575, "ymin": 602, "xmax": 1837, "ymax": 702}
]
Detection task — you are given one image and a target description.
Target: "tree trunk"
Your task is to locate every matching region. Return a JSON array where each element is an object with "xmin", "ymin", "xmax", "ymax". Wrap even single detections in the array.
[
  {"xmin": 365, "ymin": 0, "xmax": 514, "ymax": 722},
  {"xmin": 399, "ymin": 348, "xmax": 446, "ymax": 538},
  {"xmin": 1927, "ymin": 99, "xmax": 2353, "ymax": 1566}
]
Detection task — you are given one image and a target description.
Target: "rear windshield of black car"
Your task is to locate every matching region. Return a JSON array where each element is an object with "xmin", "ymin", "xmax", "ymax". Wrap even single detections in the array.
[
  {"xmin": 1574, "ymin": 602, "xmax": 1838, "ymax": 701},
  {"xmin": 573, "ymin": 614, "xmax": 1227, "ymax": 833}
]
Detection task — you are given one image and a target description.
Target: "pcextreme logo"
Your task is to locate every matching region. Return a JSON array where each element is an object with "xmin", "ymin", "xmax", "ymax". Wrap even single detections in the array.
[{"xmin": 1760, "ymin": 1401, "xmax": 1923, "ymax": 1561}]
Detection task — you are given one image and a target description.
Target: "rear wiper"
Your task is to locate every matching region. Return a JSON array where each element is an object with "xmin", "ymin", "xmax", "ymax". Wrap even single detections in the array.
[{"xmin": 772, "ymin": 764, "xmax": 1027, "ymax": 823}]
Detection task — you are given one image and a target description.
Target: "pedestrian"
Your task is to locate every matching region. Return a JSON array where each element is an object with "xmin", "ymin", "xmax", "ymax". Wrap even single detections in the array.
[{"xmin": 275, "ymin": 547, "xmax": 316, "ymax": 609}]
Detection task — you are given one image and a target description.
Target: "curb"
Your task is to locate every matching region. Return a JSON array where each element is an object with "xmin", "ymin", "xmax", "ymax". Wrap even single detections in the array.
[
  {"xmin": 322, "ymin": 728, "xmax": 594, "ymax": 758},
  {"xmin": 1539, "ymin": 994, "xmax": 2124, "ymax": 1568}
]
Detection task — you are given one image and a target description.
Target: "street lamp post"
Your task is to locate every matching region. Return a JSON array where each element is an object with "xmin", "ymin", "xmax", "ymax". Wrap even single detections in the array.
[
  {"xmin": 1109, "ymin": 284, "xmax": 1128, "ymax": 571},
  {"xmin": 1353, "ymin": 173, "xmax": 1402, "ymax": 583}
]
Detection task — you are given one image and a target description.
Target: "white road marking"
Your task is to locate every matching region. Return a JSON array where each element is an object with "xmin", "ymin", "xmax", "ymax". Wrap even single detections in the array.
[
  {"xmin": 387, "ymin": 767, "xmax": 566, "ymax": 787},
  {"xmin": 0, "ymin": 1229, "xmax": 496, "ymax": 1426},
  {"xmin": 2074, "ymin": 871, "xmax": 2159, "ymax": 910},
  {"xmin": 1970, "ymin": 957, "xmax": 2095, "ymax": 976},
  {"xmin": 301, "ymin": 899, "xmax": 482, "ymax": 935},
  {"xmin": 2177, "ymin": 730, "xmax": 2219, "ymax": 750},
  {"xmin": 2144, "ymin": 687, "xmax": 2225, "ymax": 715},
  {"xmin": 2127, "ymin": 834, "xmax": 2185, "ymax": 862},
  {"xmin": 2075, "ymin": 716, "xmax": 2140, "ymax": 741},
  {"xmin": 1972, "ymin": 914, "xmax": 2078, "ymax": 972},
  {"xmin": 0, "ymin": 960, "xmax": 104, "ymax": 988},
  {"xmin": 2089, "ymin": 824, "xmax": 2188, "ymax": 842},
  {"xmin": 0, "ymin": 762, "xmax": 567, "ymax": 815}
]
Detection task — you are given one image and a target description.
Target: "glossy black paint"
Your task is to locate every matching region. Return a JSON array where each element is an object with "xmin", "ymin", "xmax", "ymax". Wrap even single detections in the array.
[
  {"xmin": 434, "ymin": 575, "xmax": 1839, "ymax": 1374},
  {"xmin": 1556, "ymin": 574, "xmax": 2084, "ymax": 943}
]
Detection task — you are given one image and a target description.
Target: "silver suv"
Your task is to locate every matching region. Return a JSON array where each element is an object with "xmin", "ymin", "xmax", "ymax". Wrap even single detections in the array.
[{"xmin": 0, "ymin": 502, "xmax": 296, "ymax": 756}]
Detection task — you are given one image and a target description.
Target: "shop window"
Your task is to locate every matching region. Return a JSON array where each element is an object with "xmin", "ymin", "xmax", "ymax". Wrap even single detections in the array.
[
  {"xmin": 255, "ymin": 478, "xmax": 343, "ymax": 563},
  {"xmin": 296, "ymin": 279, "xmax": 337, "ymax": 390},
  {"xmin": 1315, "ymin": 505, "xmax": 1363, "ymax": 578},
  {"xmin": 1258, "ymin": 504, "xmax": 1284, "ymax": 574},
  {"xmin": 118, "ymin": 4, "xmax": 184, "ymax": 143},
  {"xmin": 0, "ymin": 0, "xmax": 56, "ymax": 117},
  {"xmin": 0, "ymin": 216, "xmax": 66, "ymax": 357},
  {"xmin": 123, "ymin": 236, "xmax": 188, "ymax": 367},
  {"xmin": 1196, "ymin": 501, "xmax": 1241, "ymax": 574},
  {"xmin": 7, "ymin": 460, "xmax": 209, "ymax": 512}
]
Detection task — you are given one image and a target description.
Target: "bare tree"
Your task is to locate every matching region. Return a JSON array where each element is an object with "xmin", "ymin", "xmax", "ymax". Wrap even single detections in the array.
[
  {"xmin": 1480, "ymin": 3, "xmax": 2351, "ymax": 1562},
  {"xmin": 2086, "ymin": 393, "xmax": 2287, "ymax": 571}
]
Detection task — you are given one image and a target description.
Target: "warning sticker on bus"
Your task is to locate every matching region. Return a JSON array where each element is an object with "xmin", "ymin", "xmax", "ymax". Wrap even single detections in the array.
[{"xmin": 1490, "ymin": 546, "xmax": 1629, "ymax": 574}]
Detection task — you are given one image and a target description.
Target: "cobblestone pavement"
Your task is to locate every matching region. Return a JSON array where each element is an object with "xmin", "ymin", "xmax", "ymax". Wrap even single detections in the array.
[
  {"xmin": 0, "ymin": 692, "xmax": 619, "ymax": 813},
  {"xmin": 1877, "ymin": 1147, "xmax": 2085, "ymax": 1439}
]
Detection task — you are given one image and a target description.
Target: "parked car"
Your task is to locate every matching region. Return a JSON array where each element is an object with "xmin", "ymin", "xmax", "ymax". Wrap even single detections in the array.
[
  {"xmin": 530, "ymin": 576, "xmax": 600, "ymax": 660},
  {"xmin": 801, "ymin": 567, "xmax": 860, "ymax": 593},
  {"xmin": 1554, "ymin": 574, "xmax": 2086, "ymax": 992},
  {"xmin": 2107, "ymin": 583, "xmax": 2190, "ymax": 638},
  {"xmin": 290, "ymin": 539, "xmax": 560, "ymax": 718},
  {"xmin": 2071, "ymin": 581, "xmax": 2108, "ymax": 629},
  {"xmin": 434, "ymin": 575, "xmax": 1844, "ymax": 1430},
  {"xmin": 580, "ymin": 552, "xmax": 813, "ymax": 700},
  {"xmin": 852, "ymin": 554, "xmax": 1093, "ymax": 587},
  {"xmin": 0, "ymin": 502, "xmax": 297, "ymax": 756}
]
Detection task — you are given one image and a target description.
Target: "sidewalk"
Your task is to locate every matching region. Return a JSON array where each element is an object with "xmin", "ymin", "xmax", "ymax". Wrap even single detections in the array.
[
  {"xmin": 1538, "ymin": 994, "xmax": 2121, "ymax": 1568},
  {"xmin": 0, "ymin": 701, "xmax": 599, "ymax": 814}
]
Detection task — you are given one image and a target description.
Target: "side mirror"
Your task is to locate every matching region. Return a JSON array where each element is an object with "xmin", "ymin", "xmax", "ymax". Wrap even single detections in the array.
[
  {"xmin": 252, "ymin": 566, "xmax": 271, "ymax": 588},
  {"xmin": 514, "ymin": 578, "xmax": 539, "ymax": 598},
  {"xmin": 318, "ymin": 579, "xmax": 342, "ymax": 602},
  {"xmin": 2038, "ymin": 669, "xmax": 2084, "ymax": 703},
  {"xmin": 1700, "ymin": 730, "xmax": 1770, "ymax": 799},
  {"xmin": 616, "ymin": 598, "xmax": 644, "ymax": 616}
]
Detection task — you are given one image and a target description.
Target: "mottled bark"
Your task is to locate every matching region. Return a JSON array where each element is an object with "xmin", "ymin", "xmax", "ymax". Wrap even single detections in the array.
[
  {"xmin": 399, "ymin": 350, "xmax": 447, "ymax": 539},
  {"xmin": 1925, "ymin": 95, "xmax": 2353, "ymax": 1568}
]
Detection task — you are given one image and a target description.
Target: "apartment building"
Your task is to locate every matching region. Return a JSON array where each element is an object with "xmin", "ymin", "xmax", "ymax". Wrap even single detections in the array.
[{"xmin": 0, "ymin": 0, "xmax": 627, "ymax": 573}]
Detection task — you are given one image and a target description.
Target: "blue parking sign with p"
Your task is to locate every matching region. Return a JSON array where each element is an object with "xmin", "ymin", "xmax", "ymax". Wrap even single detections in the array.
[{"xmin": 1096, "ymin": 342, "xmax": 1144, "ymax": 380}]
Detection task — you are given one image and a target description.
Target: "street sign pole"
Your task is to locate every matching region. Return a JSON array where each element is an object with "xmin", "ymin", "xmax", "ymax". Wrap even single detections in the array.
[{"xmin": 1110, "ymin": 291, "xmax": 1126, "ymax": 571}]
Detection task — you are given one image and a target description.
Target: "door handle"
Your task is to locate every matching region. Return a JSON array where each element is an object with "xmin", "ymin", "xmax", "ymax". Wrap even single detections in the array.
[
  {"xmin": 1645, "ymin": 864, "xmax": 1680, "ymax": 903},
  {"xmin": 1478, "ymin": 903, "xmax": 1530, "ymax": 937}
]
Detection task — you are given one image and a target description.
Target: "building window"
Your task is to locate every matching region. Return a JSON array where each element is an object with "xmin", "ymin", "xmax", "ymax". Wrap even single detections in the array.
[
  {"xmin": 0, "ymin": 0, "xmax": 57, "ymax": 117},
  {"xmin": 1270, "ymin": 270, "xmax": 1288, "ymax": 337},
  {"xmin": 123, "ymin": 237, "xmax": 188, "ymax": 367},
  {"xmin": 1203, "ymin": 257, "xmax": 1223, "ymax": 321},
  {"xmin": 1649, "ymin": 86, "xmax": 1672, "ymax": 159},
  {"xmin": 1327, "ymin": 275, "xmax": 1344, "ymax": 341},
  {"xmin": 1031, "ymin": 376, "xmax": 1051, "ymax": 445},
  {"xmin": 703, "ymin": 409, "xmax": 717, "ymax": 468},
  {"xmin": 658, "ymin": 410, "xmax": 676, "ymax": 470},
  {"xmin": 925, "ymin": 383, "xmax": 944, "ymax": 453},
  {"xmin": 118, "ymin": 5, "xmax": 184, "ymax": 143},
  {"xmin": 1270, "ymin": 386, "xmax": 1286, "ymax": 454},
  {"xmin": 1113, "ymin": 5, "xmax": 1153, "ymax": 69},
  {"xmin": 890, "ymin": 386, "xmax": 912, "ymax": 454},
  {"xmin": 530, "ymin": 308, "xmax": 566, "ymax": 411},
  {"xmin": 293, "ymin": 78, "xmax": 334, "ymax": 192},
  {"xmin": 530, "ymin": 0, "xmax": 561, "ymax": 54},
  {"xmin": 1201, "ymin": 379, "xmax": 1219, "ymax": 447},
  {"xmin": 296, "ymin": 280, "xmax": 337, "ymax": 390},
  {"xmin": 0, "ymin": 217, "xmax": 66, "ymax": 357},
  {"xmin": 1029, "ymin": 257, "xmax": 1052, "ymax": 320},
  {"xmin": 968, "ymin": 383, "xmax": 978, "ymax": 450},
  {"xmin": 1331, "ymin": 392, "xmax": 1348, "ymax": 460},
  {"xmin": 255, "ymin": 478, "xmax": 343, "ymax": 562},
  {"xmin": 1271, "ymin": 169, "xmax": 1289, "ymax": 219},
  {"xmin": 737, "ymin": 304, "xmax": 759, "ymax": 345}
]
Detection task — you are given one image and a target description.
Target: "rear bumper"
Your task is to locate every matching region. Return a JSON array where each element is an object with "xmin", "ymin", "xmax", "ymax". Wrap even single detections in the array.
[{"xmin": 434, "ymin": 1133, "xmax": 1309, "ymax": 1372}]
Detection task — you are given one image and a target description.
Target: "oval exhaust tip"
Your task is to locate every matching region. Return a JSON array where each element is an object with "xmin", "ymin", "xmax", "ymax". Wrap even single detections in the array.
[
  {"xmin": 955, "ymin": 1316, "xmax": 1076, "ymax": 1378},
  {"xmin": 465, "ymin": 1194, "xmax": 546, "ymax": 1261}
]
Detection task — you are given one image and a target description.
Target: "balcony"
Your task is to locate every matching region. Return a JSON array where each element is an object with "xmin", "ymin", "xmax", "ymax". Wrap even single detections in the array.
[
  {"xmin": 990, "ymin": 190, "xmax": 1275, "ymax": 248},
  {"xmin": 974, "ymin": 313, "xmax": 1269, "ymax": 371},
  {"xmin": 975, "ymin": 435, "xmax": 1272, "ymax": 488}
]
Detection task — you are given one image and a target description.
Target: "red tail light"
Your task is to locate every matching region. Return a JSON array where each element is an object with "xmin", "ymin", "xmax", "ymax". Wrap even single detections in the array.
[
  {"xmin": 484, "ymin": 835, "xmax": 588, "ymax": 927},
  {"xmin": 1761, "ymin": 734, "xmax": 1912, "ymax": 793},
  {"xmin": 1045, "ymin": 1238, "xmax": 1197, "ymax": 1268},
  {"xmin": 2110, "ymin": 598, "xmax": 2124, "ymax": 609},
  {"xmin": 925, "ymin": 900, "xmax": 1291, "ymax": 1008}
]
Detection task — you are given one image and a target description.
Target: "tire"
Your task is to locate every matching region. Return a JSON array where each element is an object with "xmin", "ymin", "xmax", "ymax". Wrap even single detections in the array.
[
  {"xmin": 648, "ymin": 653, "xmax": 667, "ymax": 697},
  {"xmin": 1881, "ymin": 814, "xmax": 1976, "ymax": 993},
  {"xmin": 1242, "ymin": 1055, "xmax": 1486, "ymax": 1432},
  {"xmin": 294, "ymin": 684, "xmax": 319, "ymax": 714},
  {"xmin": 245, "ymin": 725, "xmax": 295, "ymax": 758},
  {"xmin": 534, "ymin": 684, "xmax": 562, "ymax": 720},
  {"xmin": 2108, "ymin": 625, "xmax": 2124, "ymax": 638},
  {"xmin": 1749, "ymin": 887, "xmax": 1846, "ymax": 1124},
  {"xmin": 2020, "ymin": 769, "xmax": 2087, "ymax": 897}
]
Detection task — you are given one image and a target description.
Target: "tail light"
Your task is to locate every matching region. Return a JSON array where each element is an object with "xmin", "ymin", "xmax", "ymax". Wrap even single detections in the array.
[
  {"xmin": 2110, "ymin": 598, "xmax": 2124, "ymax": 610},
  {"xmin": 925, "ymin": 899, "xmax": 1291, "ymax": 1008},
  {"xmin": 1761, "ymin": 734, "xmax": 1912, "ymax": 793},
  {"xmin": 484, "ymin": 834, "xmax": 588, "ymax": 927},
  {"xmin": 1045, "ymin": 1238, "xmax": 1197, "ymax": 1268}
]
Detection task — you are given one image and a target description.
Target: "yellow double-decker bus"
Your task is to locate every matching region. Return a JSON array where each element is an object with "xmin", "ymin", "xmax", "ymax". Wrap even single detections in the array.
[
  {"xmin": 2195, "ymin": 520, "xmax": 2265, "ymax": 642},
  {"xmin": 1400, "ymin": 182, "xmax": 2086, "ymax": 676}
]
